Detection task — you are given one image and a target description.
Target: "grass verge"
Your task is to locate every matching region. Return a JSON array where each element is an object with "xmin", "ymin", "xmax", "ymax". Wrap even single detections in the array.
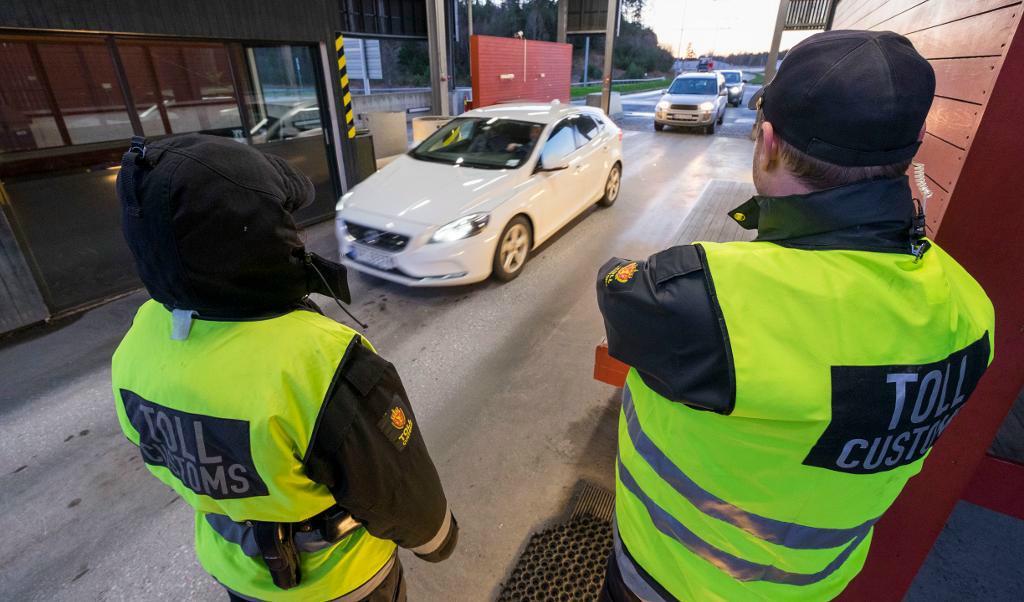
[{"xmin": 569, "ymin": 79, "xmax": 668, "ymax": 99}]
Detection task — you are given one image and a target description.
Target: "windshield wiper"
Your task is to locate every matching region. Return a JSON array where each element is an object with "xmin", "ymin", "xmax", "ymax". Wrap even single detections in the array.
[{"xmin": 410, "ymin": 153, "xmax": 457, "ymax": 166}]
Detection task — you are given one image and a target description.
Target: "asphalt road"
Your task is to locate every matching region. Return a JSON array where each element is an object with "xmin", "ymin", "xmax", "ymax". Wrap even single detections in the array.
[{"xmin": 2, "ymin": 87, "xmax": 1022, "ymax": 601}]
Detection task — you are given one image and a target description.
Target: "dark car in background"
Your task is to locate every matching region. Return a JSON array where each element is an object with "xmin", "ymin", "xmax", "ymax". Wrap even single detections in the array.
[{"xmin": 720, "ymin": 70, "xmax": 745, "ymax": 107}]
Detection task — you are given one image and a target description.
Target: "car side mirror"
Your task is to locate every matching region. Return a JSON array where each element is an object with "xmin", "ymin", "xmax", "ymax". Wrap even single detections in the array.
[
  {"xmin": 538, "ymin": 156, "xmax": 569, "ymax": 172},
  {"xmin": 742, "ymin": 79, "xmax": 749, "ymax": 83}
]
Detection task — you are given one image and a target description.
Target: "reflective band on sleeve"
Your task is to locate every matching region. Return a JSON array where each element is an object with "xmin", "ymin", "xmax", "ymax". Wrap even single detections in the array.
[
  {"xmin": 205, "ymin": 513, "xmax": 260, "ymax": 557},
  {"xmin": 410, "ymin": 503, "xmax": 453, "ymax": 556},
  {"xmin": 622, "ymin": 386, "xmax": 878, "ymax": 550},
  {"xmin": 618, "ymin": 456, "xmax": 868, "ymax": 585}
]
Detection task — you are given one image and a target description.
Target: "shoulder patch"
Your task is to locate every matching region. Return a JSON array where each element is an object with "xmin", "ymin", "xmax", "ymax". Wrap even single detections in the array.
[
  {"xmin": 377, "ymin": 394, "xmax": 415, "ymax": 452},
  {"xmin": 604, "ymin": 260, "xmax": 641, "ymax": 291}
]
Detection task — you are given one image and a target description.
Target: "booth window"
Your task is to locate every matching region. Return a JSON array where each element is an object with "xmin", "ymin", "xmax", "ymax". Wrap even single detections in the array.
[
  {"xmin": 120, "ymin": 42, "xmax": 243, "ymax": 138},
  {"xmin": 0, "ymin": 39, "xmax": 135, "ymax": 152},
  {"xmin": 0, "ymin": 41, "xmax": 58, "ymax": 152},
  {"xmin": 37, "ymin": 41, "xmax": 134, "ymax": 146},
  {"xmin": 242, "ymin": 45, "xmax": 324, "ymax": 144}
]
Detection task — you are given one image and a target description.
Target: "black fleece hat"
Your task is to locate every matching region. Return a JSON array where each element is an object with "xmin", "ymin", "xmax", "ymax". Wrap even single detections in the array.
[
  {"xmin": 117, "ymin": 134, "xmax": 350, "ymax": 317},
  {"xmin": 749, "ymin": 30, "xmax": 935, "ymax": 167}
]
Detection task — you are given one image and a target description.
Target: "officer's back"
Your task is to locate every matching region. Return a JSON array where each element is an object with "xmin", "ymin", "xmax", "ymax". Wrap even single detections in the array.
[
  {"xmin": 596, "ymin": 31, "xmax": 994, "ymax": 601},
  {"xmin": 112, "ymin": 135, "xmax": 456, "ymax": 601}
]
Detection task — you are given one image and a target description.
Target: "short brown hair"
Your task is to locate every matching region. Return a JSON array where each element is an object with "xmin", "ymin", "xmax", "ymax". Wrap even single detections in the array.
[{"xmin": 756, "ymin": 113, "xmax": 911, "ymax": 189}]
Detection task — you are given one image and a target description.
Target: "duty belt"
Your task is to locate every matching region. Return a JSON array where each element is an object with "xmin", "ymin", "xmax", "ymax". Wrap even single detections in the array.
[{"xmin": 207, "ymin": 505, "xmax": 362, "ymax": 590}]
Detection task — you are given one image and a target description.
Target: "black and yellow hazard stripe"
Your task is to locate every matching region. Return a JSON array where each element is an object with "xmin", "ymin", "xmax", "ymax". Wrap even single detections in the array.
[{"xmin": 335, "ymin": 33, "xmax": 356, "ymax": 139}]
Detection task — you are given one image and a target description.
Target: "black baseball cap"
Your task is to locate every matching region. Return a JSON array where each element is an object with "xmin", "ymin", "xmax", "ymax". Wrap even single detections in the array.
[
  {"xmin": 748, "ymin": 30, "xmax": 935, "ymax": 167},
  {"xmin": 117, "ymin": 134, "xmax": 350, "ymax": 317}
]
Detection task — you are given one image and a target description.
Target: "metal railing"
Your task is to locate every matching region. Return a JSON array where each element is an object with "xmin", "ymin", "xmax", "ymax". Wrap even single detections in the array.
[{"xmin": 570, "ymin": 76, "xmax": 667, "ymax": 87}]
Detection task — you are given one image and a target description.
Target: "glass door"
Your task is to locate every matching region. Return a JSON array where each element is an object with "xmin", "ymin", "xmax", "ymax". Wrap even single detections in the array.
[{"xmin": 241, "ymin": 44, "xmax": 335, "ymax": 225}]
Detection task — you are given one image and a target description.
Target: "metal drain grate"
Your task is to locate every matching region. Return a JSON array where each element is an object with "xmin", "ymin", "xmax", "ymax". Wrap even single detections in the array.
[{"xmin": 498, "ymin": 482, "xmax": 615, "ymax": 601}]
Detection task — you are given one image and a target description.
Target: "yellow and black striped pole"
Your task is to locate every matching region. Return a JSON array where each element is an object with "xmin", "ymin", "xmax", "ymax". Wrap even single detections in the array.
[{"xmin": 335, "ymin": 33, "xmax": 356, "ymax": 139}]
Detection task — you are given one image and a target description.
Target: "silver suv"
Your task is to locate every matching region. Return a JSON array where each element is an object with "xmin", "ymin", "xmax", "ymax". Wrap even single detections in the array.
[{"xmin": 654, "ymin": 73, "xmax": 727, "ymax": 135}]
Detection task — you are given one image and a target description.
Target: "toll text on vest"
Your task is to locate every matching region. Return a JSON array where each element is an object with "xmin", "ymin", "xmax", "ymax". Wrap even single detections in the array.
[
  {"xmin": 803, "ymin": 333, "xmax": 990, "ymax": 475},
  {"xmin": 120, "ymin": 389, "xmax": 269, "ymax": 498}
]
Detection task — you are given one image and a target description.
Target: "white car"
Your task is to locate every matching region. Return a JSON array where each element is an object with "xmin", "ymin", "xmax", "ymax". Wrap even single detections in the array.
[
  {"xmin": 654, "ymin": 72, "xmax": 728, "ymax": 134},
  {"xmin": 335, "ymin": 102, "xmax": 623, "ymax": 286}
]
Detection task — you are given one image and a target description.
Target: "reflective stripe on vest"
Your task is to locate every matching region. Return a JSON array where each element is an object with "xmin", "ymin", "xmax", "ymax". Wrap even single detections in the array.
[
  {"xmin": 619, "ymin": 446, "xmax": 866, "ymax": 586},
  {"xmin": 622, "ymin": 386, "xmax": 879, "ymax": 552}
]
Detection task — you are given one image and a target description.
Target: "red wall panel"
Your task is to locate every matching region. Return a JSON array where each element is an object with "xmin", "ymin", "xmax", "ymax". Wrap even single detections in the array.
[{"xmin": 470, "ymin": 35, "xmax": 571, "ymax": 108}]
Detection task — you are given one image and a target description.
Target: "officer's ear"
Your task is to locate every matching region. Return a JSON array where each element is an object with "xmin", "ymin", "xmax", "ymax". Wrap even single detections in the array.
[{"xmin": 758, "ymin": 120, "xmax": 781, "ymax": 171}]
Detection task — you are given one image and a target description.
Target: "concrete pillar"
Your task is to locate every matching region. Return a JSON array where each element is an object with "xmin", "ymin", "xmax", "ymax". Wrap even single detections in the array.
[
  {"xmin": 765, "ymin": 0, "xmax": 790, "ymax": 83},
  {"xmin": 557, "ymin": 0, "xmax": 568, "ymax": 44},
  {"xmin": 583, "ymin": 36, "xmax": 590, "ymax": 85},
  {"xmin": 426, "ymin": 0, "xmax": 451, "ymax": 115},
  {"xmin": 600, "ymin": 0, "xmax": 617, "ymax": 113}
]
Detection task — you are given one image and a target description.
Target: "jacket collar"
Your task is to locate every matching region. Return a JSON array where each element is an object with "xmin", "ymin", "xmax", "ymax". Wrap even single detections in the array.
[{"xmin": 729, "ymin": 176, "xmax": 915, "ymax": 254}]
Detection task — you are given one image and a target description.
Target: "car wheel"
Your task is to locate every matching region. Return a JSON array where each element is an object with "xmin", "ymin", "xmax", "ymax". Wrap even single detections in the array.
[
  {"xmin": 598, "ymin": 163, "xmax": 622, "ymax": 208},
  {"xmin": 706, "ymin": 121, "xmax": 716, "ymax": 135},
  {"xmin": 717, "ymin": 111, "xmax": 725, "ymax": 125},
  {"xmin": 492, "ymin": 216, "xmax": 532, "ymax": 282},
  {"xmin": 654, "ymin": 123, "xmax": 664, "ymax": 131}
]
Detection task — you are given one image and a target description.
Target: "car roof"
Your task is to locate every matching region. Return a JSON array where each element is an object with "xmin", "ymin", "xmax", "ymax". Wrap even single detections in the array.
[
  {"xmin": 461, "ymin": 101, "xmax": 596, "ymax": 125},
  {"xmin": 675, "ymin": 73, "xmax": 717, "ymax": 79}
]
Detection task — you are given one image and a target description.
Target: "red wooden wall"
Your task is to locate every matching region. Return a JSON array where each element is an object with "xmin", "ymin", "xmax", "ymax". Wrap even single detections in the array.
[
  {"xmin": 469, "ymin": 35, "xmax": 571, "ymax": 108},
  {"xmin": 831, "ymin": 1, "xmax": 1024, "ymax": 599},
  {"xmin": 833, "ymin": 0, "xmax": 1022, "ymax": 234}
]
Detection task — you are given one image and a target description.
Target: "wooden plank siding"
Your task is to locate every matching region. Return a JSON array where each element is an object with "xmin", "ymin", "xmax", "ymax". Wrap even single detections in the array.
[
  {"xmin": 916, "ymin": 132, "xmax": 964, "ymax": 191},
  {"xmin": 931, "ymin": 57, "xmax": 1000, "ymax": 105},
  {"xmin": 832, "ymin": 0, "xmax": 1022, "ymax": 234},
  {"xmin": 925, "ymin": 96, "xmax": 980, "ymax": 149}
]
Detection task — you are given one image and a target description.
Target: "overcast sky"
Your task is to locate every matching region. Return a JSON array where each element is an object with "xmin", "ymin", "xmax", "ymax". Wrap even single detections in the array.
[{"xmin": 640, "ymin": 0, "xmax": 819, "ymax": 56}]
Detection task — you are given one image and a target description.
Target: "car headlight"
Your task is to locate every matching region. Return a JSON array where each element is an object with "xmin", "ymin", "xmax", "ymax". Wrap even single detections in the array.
[
  {"xmin": 699, "ymin": 101, "xmax": 715, "ymax": 111},
  {"xmin": 430, "ymin": 213, "xmax": 490, "ymax": 243},
  {"xmin": 730, "ymin": 86, "xmax": 741, "ymax": 93},
  {"xmin": 336, "ymin": 191, "xmax": 354, "ymax": 212},
  {"xmin": 656, "ymin": 100, "xmax": 670, "ymax": 110}
]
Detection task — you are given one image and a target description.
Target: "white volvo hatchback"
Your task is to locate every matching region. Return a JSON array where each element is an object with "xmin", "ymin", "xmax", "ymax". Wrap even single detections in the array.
[{"xmin": 335, "ymin": 102, "xmax": 623, "ymax": 285}]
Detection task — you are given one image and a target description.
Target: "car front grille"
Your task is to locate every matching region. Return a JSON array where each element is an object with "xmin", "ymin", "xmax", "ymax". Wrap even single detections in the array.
[
  {"xmin": 344, "ymin": 221, "xmax": 410, "ymax": 252},
  {"xmin": 671, "ymin": 104, "xmax": 699, "ymax": 110}
]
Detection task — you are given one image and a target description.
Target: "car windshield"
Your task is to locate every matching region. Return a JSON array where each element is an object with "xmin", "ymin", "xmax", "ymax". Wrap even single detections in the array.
[
  {"xmin": 723, "ymin": 72, "xmax": 742, "ymax": 84},
  {"xmin": 411, "ymin": 117, "xmax": 545, "ymax": 169},
  {"xmin": 668, "ymin": 78, "xmax": 717, "ymax": 95}
]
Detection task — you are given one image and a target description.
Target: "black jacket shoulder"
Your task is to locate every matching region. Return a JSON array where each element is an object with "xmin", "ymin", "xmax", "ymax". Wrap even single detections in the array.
[
  {"xmin": 596, "ymin": 244, "xmax": 735, "ymax": 414},
  {"xmin": 303, "ymin": 338, "xmax": 457, "ymax": 561}
]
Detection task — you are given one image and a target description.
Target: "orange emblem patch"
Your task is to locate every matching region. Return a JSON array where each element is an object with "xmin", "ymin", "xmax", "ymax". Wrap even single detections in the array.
[
  {"xmin": 615, "ymin": 262, "xmax": 639, "ymax": 283},
  {"xmin": 390, "ymin": 407, "xmax": 407, "ymax": 430}
]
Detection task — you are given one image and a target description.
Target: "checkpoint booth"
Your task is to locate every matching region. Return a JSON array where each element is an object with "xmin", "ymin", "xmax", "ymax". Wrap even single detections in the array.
[{"xmin": 594, "ymin": 1, "xmax": 1024, "ymax": 599}]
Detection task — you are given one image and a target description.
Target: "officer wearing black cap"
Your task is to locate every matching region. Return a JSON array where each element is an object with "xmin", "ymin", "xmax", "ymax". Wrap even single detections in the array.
[
  {"xmin": 596, "ymin": 31, "xmax": 994, "ymax": 601},
  {"xmin": 111, "ymin": 134, "xmax": 457, "ymax": 601}
]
